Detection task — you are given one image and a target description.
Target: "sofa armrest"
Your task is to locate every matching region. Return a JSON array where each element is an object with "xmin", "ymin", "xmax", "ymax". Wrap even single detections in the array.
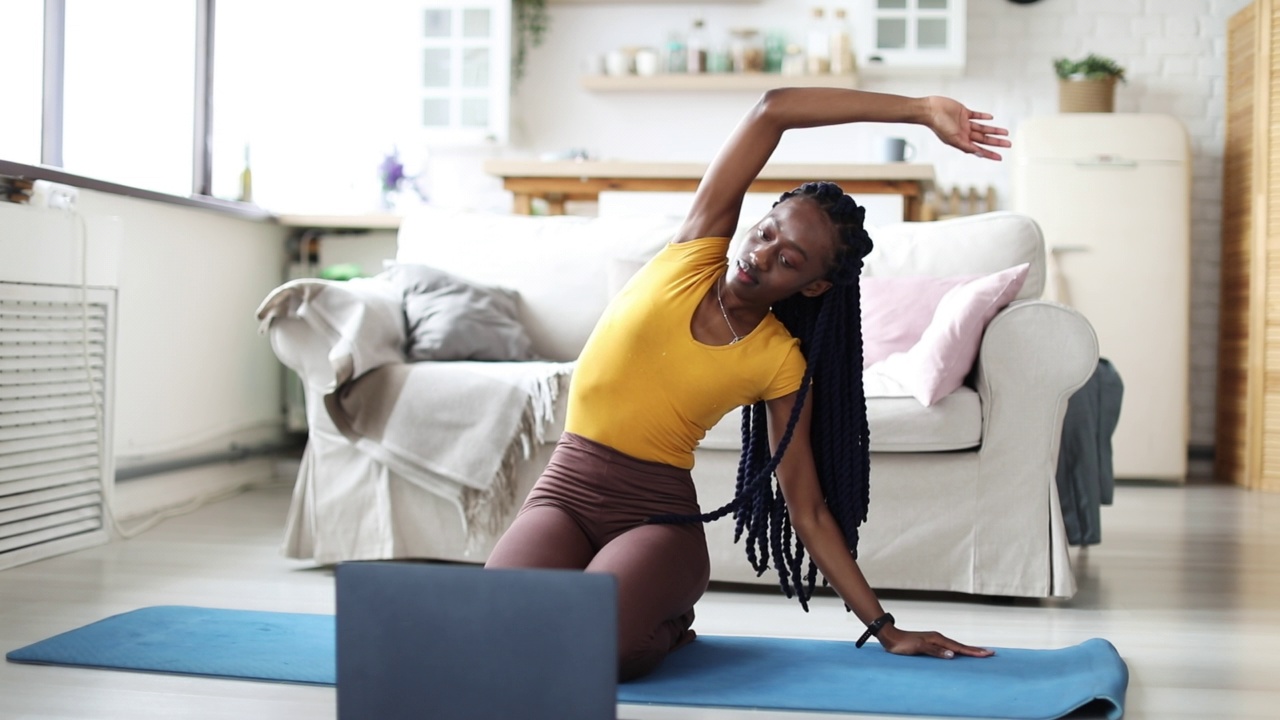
[
  {"xmin": 971, "ymin": 299, "xmax": 1098, "ymax": 595},
  {"xmin": 256, "ymin": 278, "xmax": 406, "ymax": 393},
  {"xmin": 975, "ymin": 300, "xmax": 1099, "ymax": 432}
]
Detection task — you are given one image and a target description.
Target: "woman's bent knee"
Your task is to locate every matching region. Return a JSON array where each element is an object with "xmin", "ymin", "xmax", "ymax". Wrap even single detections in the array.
[{"xmin": 617, "ymin": 608, "xmax": 696, "ymax": 682}]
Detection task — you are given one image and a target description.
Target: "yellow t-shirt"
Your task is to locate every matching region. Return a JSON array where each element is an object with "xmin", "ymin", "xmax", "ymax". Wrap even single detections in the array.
[{"xmin": 565, "ymin": 236, "xmax": 806, "ymax": 469}]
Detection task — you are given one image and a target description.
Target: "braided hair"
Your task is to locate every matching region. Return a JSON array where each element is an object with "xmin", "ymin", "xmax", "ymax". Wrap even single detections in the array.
[{"xmin": 653, "ymin": 181, "xmax": 873, "ymax": 611}]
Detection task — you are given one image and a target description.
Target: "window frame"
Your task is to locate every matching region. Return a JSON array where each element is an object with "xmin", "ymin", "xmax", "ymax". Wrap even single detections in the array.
[
  {"xmin": 25, "ymin": 0, "xmax": 511, "ymax": 203},
  {"xmin": 34, "ymin": 0, "xmax": 211, "ymax": 197}
]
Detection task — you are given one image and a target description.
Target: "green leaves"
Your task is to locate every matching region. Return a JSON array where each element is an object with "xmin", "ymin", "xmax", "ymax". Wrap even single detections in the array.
[
  {"xmin": 513, "ymin": 0, "xmax": 549, "ymax": 85},
  {"xmin": 1053, "ymin": 54, "xmax": 1126, "ymax": 82}
]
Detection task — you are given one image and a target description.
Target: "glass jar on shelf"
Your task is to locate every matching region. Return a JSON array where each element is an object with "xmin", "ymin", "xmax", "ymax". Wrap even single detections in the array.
[
  {"xmin": 763, "ymin": 31, "xmax": 786, "ymax": 73},
  {"xmin": 829, "ymin": 8, "xmax": 855, "ymax": 76},
  {"xmin": 730, "ymin": 28, "xmax": 764, "ymax": 73}
]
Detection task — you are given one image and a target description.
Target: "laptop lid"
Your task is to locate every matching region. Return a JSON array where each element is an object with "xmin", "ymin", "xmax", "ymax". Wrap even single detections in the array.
[{"xmin": 336, "ymin": 562, "xmax": 618, "ymax": 720}]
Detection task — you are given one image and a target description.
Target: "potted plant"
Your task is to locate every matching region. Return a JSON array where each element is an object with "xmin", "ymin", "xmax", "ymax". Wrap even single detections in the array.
[{"xmin": 1053, "ymin": 54, "xmax": 1126, "ymax": 113}]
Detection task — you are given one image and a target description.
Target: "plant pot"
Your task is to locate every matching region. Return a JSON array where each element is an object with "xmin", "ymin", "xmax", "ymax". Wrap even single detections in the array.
[{"xmin": 1058, "ymin": 76, "xmax": 1117, "ymax": 113}]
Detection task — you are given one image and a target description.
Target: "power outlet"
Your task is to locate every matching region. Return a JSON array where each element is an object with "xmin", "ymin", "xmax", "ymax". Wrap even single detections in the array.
[{"xmin": 31, "ymin": 180, "xmax": 79, "ymax": 210}]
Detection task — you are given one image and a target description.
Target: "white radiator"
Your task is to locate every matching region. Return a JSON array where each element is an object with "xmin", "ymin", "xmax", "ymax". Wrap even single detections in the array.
[{"xmin": 0, "ymin": 200, "xmax": 119, "ymax": 570}]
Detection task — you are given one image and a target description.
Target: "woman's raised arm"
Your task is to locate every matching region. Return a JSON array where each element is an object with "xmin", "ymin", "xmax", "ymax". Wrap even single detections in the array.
[{"xmin": 673, "ymin": 89, "xmax": 1010, "ymax": 244}]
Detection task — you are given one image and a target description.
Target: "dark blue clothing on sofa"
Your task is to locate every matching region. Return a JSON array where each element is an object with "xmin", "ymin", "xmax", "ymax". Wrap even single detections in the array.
[{"xmin": 1056, "ymin": 358, "xmax": 1123, "ymax": 546}]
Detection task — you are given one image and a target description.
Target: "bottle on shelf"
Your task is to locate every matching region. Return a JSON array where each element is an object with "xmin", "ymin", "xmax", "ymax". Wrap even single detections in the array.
[
  {"xmin": 238, "ymin": 144, "xmax": 253, "ymax": 204},
  {"xmin": 687, "ymin": 18, "xmax": 708, "ymax": 74},
  {"xmin": 708, "ymin": 30, "xmax": 733, "ymax": 74},
  {"xmin": 782, "ymin": 43, "xmax": 806, "ymax": 77},
  {"xmin": 763, "ymin": 31, "xmax": 786, "ymax": 73},
  {"xmin": 665, "ymin": 32, "xmax": 687, "ymax": 74},
  {"xmin": 829, "ymin": 7, "xmax": 856, "ymax": 76},
  {"xmin": 806, "ymin": 7, "xmax": 830, "ymax": 75}
]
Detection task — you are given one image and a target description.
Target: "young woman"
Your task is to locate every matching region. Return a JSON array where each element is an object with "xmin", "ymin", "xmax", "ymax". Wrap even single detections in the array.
[{"xmin": 485, "ymin": 88, "xmax": 1010, "ymax": 680}]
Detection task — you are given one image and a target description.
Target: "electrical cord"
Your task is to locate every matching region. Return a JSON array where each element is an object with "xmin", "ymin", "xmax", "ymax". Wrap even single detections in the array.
[{"xmin": 62, "ymin": 200, "xmax": 285, "ymax": 541}]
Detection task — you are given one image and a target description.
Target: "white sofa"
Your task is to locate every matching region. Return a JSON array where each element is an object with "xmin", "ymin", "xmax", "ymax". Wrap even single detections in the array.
[{"xmin": 260, "ymin": 207, "xmax": 1098, "ymax": 599}]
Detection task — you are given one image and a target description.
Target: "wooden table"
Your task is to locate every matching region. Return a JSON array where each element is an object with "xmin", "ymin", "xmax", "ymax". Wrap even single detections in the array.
[{"xmin": 483, "ymin": 160, "xmax": 936, "ymax": 221}]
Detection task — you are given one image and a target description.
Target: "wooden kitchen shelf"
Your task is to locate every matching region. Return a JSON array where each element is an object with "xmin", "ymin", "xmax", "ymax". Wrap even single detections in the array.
[{"xmin": 580, "ymin": 72, "xmax": 858, "ymax": 92}]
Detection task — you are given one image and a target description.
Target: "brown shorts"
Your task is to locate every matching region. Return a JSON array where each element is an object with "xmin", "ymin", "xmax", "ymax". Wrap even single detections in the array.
[{"xmin": 521, "ymin": 432, "xmax": 703, "ymax": 548}]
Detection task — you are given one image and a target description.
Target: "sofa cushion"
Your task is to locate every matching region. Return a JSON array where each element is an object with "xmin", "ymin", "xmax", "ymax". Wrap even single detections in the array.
[
  {"xmin": 697, "ymin": 386, "xmax": 982, "ymax": 453},
  {"xmin": 863, "ymin": 212, "xmax": 1045, "ymax": 302},
  {"xmin": 396, "ymin": 208, "xmax": 679, "ymax": 361}
]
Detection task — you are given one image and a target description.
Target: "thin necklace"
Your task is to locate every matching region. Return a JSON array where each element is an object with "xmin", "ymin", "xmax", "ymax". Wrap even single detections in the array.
[{"xmin": 715, "ymin": 278, "xmax": 743, "ymax": 345}]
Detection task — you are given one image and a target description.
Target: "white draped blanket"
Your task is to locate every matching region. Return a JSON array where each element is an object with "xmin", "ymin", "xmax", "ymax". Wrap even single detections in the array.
[
  {"xmin": 324, "ymin": 360, "xmax": 572, "ymax": 540},
  {"xmin": 257, "ymin": 278, "xmax": 572, "ymax": 544}
]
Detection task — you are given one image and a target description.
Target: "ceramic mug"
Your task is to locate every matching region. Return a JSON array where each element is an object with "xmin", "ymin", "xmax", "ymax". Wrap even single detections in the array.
[
  {"xmin": 605, "ymin": 50, "xmax": 632, "ymax": 76},
  {"xmin": 634, "ymin": 48, "xmax": 659, "ymax": 77},
  {"xmin": 881, "ymin": 137, "xmax": 916, "ymax": 163},
  {"xmin": 583, "ymin": 53, "xmax": 605, "ymax": 76}
]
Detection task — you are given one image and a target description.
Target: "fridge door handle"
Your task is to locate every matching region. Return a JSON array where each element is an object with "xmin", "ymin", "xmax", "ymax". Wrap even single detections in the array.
[
  {"xmin": 1050, "ymin": 245, "xmax": 1090, "ymax": 254},
  {"xmin": 1074, "ymin": 156, "xmax": 1139, "ymax": 168}
]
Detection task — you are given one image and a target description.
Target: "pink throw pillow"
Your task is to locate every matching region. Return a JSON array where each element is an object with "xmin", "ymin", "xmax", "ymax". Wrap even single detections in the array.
[
  {"xmin": 876, "ymin": 263, "xmax": 1031, "ymax": 406},
  {"xmin": 860, "ymin": 274, "xmax": 978, "ymax": 368}
]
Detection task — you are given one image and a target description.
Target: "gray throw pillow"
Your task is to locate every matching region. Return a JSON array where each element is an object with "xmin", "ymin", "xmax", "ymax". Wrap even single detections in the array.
[{"xmin": 380, "ymin": 263, "xmax": 535, "ymax": 362}]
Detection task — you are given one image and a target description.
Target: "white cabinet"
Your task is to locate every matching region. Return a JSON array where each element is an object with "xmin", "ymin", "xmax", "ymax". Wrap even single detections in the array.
[
  {"xmin": 1012, "ymin": 114, "xmax": 1191, "ymax": 482},
  {"xmin": 416, "ymin": 0, "xmax": 511, "ymax": 144},
  {"xmin": 860, "ymin": 0, "xmax": 966, "ymax": 76}
]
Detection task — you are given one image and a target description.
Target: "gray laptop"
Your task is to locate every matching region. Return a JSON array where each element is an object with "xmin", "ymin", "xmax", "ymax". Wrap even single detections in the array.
[{"xmin": 336, "ymin": 562, "xmax": 618, "ymax": 720}]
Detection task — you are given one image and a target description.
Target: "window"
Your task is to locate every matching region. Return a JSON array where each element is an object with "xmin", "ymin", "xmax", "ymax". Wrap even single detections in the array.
[
  {"xmin": 62, "ymin": 0, "xmax": 196, "ymax": 195},
  {"xmin": 8, "ymin": 1, "xmax": 512, "ymax": 210},
  {"xmin": 211, "ymin": 0, "xmax": 510, "ymax": 212},
  {"xmin": 0, "ymin": 1, "xmax": 47, "ymax": 165}
]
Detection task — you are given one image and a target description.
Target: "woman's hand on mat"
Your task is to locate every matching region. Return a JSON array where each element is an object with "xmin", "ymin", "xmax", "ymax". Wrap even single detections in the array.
[{"xmin": 877, "ymin": 625, "xmax": 995, "ymax": 659}]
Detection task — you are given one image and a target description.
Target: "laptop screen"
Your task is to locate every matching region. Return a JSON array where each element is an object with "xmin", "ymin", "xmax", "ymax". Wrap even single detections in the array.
[{"xmin": 336, "ymin": 562, "xmax": 618, "ymax": 720}]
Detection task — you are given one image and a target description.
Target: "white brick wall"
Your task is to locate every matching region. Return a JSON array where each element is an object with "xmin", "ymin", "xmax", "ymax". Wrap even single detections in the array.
[
  {"xmin": 514, "ymin": 0, "xmax": 1254, "ymax": 452},
  {"xmin": 925, "ymin": 0, "xmax": 1249, "ymax": 451}
]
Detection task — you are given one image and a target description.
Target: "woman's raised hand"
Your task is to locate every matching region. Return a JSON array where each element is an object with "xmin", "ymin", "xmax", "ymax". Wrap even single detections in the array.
[{"xmin": 923, "ymin": 96, "xmax": 1011, "ymax": 161}]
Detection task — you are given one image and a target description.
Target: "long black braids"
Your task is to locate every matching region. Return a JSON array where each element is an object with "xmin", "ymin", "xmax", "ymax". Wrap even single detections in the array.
[{"xmin": 652, "ymin": 181, "xmax": 874, "ymax": 611}]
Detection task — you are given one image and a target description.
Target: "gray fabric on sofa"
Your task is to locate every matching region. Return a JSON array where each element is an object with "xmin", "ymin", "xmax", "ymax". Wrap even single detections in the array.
[{"xmin": 380, "ymin": 263, "xmax": 536, "ymax": 362}]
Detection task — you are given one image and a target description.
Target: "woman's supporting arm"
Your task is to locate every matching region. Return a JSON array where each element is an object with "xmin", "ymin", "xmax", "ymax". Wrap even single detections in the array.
[{"xmin": 765, "ymin": 390, "xmax": 994, "ymax": 659}]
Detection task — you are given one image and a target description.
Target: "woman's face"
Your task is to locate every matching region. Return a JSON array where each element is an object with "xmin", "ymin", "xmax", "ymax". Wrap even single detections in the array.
[{"xmin": 727, "ymin": 197, "xmax": 839, "ymax": 304}]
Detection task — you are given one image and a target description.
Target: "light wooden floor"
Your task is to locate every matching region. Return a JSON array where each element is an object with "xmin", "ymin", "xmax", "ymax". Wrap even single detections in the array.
[{"xmin": 1, "ymin": 479, "xmax": 1277, "ymax": 719}]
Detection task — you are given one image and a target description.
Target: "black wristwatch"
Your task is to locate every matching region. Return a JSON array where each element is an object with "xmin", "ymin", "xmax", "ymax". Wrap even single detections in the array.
[{"xmin": 856, "ymin": 612, "xmax": 895, "ymax": 648}]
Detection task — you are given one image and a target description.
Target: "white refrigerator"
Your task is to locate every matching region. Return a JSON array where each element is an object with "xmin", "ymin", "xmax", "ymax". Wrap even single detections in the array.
[{"xmin": 1012, "ymin": 114, "xmax": 1190, "ymax": 482}]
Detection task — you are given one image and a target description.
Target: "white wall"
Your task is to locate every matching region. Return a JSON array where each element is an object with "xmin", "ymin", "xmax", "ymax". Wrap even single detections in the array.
[
  {"xmin": 502, "ymin": 0, "xmax": 1249, "ymax": 450},
  {"xmin": 70, "ymin": 191, "xmax": 290, "ymax": 468}
]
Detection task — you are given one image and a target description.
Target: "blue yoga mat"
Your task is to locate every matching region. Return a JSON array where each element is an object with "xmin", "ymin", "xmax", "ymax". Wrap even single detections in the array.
[
  {"xmin": 7, "ymin": 606, "xmax": 335, "ymax": 685},
  {"xmin": 6, "ymin": 606, "xmax": 1127, "ymax": 719}
]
